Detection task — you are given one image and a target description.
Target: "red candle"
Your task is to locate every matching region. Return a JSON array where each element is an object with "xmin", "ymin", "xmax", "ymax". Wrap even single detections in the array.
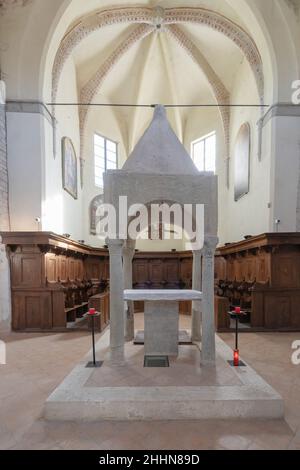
[
  {"xmin": 88, "ymin": 308, "xmax": 96, "ymax": 315},
  {"xmin": 233, "ymin": 349, "xmax": 239, "ymax": 366},
  {"xmin": 235, "ymin": 306, "xmax": 241, "ymax": 314}
]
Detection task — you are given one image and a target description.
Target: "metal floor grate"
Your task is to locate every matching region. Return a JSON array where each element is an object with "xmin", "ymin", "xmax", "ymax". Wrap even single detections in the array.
[{"xmin": 144, "ymin": 355, "xmax": 169, "ymax": 368}]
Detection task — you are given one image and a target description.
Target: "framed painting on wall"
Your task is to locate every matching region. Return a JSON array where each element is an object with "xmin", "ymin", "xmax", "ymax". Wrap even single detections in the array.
[
  {"xmin": 62, "ymin": 137, "xmax": 78, "ymax": 199},
  {"xmin": 234, "ymin": 122, "xmax": 251, "ymax": 201}
]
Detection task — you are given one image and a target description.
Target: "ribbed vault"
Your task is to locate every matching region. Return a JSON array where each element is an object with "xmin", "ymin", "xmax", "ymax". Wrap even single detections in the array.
[{"xmin": 51, "ymin": 5, "xmax": 264, "ymax": 188}]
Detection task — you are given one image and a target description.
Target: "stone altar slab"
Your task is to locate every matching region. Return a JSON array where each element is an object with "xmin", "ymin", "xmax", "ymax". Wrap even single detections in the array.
[
  {"xmin": 124, "ymin": 289, "xmax": 202, "ymax": 302},
  {"xmin": 124, "ymin": 290, "xmax": 202, "ymax": 357}
]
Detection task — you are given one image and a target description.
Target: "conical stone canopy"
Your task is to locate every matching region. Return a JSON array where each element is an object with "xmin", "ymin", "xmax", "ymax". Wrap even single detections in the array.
[{"xmin": 122, "ymin": 105, "xmax": 199, "ymax": 175}]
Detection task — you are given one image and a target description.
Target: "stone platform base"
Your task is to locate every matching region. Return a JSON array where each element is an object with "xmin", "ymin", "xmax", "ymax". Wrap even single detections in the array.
[
  {"xmin": 44, "ymin": 331, "xmax": 283, "ymax": 421},
  {"xmin": 134, "ymin": 330, "xmax": 192, "ymax": 345}
]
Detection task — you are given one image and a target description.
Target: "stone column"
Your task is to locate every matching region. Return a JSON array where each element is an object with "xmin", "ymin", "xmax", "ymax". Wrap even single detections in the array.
[
  {"xmin": 191, "ymin": 249, "xmax": 202, "ymax": 341},
  {"xmin": 123, "ymin": 239, "xmax": 135, "ymax": 341},
  {"xmin": 201, "ymin": 236, "xmax": 218, "ymax": 365},
  {"xmin": 107, "ymin": 239, "xmax": 125, "ymax": 364}
]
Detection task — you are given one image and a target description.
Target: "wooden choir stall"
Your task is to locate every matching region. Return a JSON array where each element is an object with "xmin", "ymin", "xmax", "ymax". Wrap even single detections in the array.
[
  {"xmin": 215, "ymin": 233, "xmax": 300, "ymax": 331},
  {"xmin": 132, "ymin": 250, "xmax": 193, "ymax": 315},
  {"xmin": 0, "ymin": 232, "xmax": 110, "ymax": 332},
  {"xmin": 2, "ymin": 231, "xmax": 300, "ymax": 333}
]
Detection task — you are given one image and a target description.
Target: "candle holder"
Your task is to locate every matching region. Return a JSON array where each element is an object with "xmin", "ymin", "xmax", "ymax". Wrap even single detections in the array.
[
  {"xmin": 85, "ymin": 308, "xmax": 103, "ymax": 368},
  {"xmin": 227, "ymin": 306, "xmax": 246, "ymax": 367}
]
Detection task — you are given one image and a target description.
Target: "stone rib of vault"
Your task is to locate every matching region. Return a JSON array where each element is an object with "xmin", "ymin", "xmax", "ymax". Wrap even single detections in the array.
[{"xmin": 122, "ymin": 105, "xmax": 199, "ymax": 175}]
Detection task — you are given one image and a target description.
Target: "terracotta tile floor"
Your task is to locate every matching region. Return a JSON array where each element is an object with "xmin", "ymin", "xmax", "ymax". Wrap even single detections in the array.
[{"xmin": 0, "ymin": 314, "xmax": 299, "ymax": 450}]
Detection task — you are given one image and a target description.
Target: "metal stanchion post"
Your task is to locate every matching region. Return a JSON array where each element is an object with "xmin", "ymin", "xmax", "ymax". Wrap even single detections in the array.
[
  {"xmin": 86, "ymin": 308, "xmax": 102, "ymax": 368},
  {"xmin": 227, "ymin": 306, "xmax": 246, "ymax": 367}
]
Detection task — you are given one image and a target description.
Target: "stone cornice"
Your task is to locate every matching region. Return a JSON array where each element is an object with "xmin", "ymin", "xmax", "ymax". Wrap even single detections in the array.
[
  {"xmin": 259, "ymin": 103, "xmax": 300, "ymax": 128},
  {"xmin": 6, "ymin": 100, "xmax": 54, "ymax": 125}
]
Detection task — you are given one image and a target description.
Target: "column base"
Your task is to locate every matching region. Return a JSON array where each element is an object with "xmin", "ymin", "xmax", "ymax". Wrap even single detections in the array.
[
  {"xmin": 109, "ymin": 346, "xmax": 125, "ymax": 366},
  {"xmin": 125, "ymin": 319, "xmax": 134, "ymax": 342},
  {"xmin": 191, "ymin": 308, "xmax": 202, "ymax": 342}
]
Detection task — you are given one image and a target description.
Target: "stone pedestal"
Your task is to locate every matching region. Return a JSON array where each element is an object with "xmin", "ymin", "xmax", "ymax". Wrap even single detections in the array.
[{"xmin": 144, "ymin": 300, "xmax": 179, "ymax": 357}]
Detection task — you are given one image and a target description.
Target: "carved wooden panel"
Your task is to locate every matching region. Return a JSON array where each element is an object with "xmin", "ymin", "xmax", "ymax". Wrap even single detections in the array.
[
  {"xmin": 68, "ymin": 259, "xmax": 75, "ymax": 281},
  {"xmin": 46, "ymin": 254, "xmax": 57, "ymax": 282},
  {"xmin": 164, "ymin": 259, "xmax": 179, "ymax": 282},
  {"xmin": 85, "ymin": 258, "xmax": 102, "ymax": 280},
  {"xmin": 272, "ymin": 254, "xmax": 300, "ymax": 288},
  {"xmin": 13, "ymin": 292, "xmax": 52, "ymax": 330},
  {"xmin": 256, "ymin": 254, "xmax": 269, "ymax": 283},
  {"xmin": 133, "ymin": 261, "xmax": 149, "ymax": 284},
  {"xmin": 149, "ymin": 260, "xmax": 163, "ymax": 284},
  {"xmin": 264, "ymin": 295, "xmax": 291, "ymax": 329},
  {"xmin": 291, "ymin": 295, "xmax": 300, "ymax": 328},
  {"xmin": 11, "ymin": 254, "xmax": 42, "ymax": 287},
  {"xmin": 59, "ymin": 256, "xmax": 68, "ymax": 282},
  {"xmin": 246, "ymin": 256, "xmax": 256, "ymax": 281},
  {"xmin": 180, "ymin": 258, "xmax": 192, "ymax": 287}
]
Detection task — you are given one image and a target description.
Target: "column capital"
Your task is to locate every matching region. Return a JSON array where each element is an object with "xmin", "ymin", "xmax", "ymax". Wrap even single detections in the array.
[
  {"xmin": 106, "ymin": 238, "xmax": 124, "ymax": 255},
  {"xmin": 122, "ymin": 239, "xmax": 136, "ymax": 258},
  {"xmin": 192, "ymin": 248, "xmax": 203, "ymax": 256},
  {"xmin": 203, "ymin": 236, "xmax": 218, "ymax": 257}
]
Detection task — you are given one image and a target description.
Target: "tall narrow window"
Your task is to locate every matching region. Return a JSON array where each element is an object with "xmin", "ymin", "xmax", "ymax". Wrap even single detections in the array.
[
  {"xmin": 191, "ymin": 132, "xmax": 216, "ymax": 172},
  {"xmin": 94, "ymin": 134, "xmax": 118, "ymax": 188}
]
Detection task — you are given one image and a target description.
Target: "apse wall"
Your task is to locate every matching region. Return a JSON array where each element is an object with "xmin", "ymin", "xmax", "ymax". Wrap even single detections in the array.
[
  {"xmin": 219, "ymin": 58, "xmax": 271, "ymax": 244},
  {"xmin": 42, "ymin": 56, "xmax": 83, "ymax": 241}
]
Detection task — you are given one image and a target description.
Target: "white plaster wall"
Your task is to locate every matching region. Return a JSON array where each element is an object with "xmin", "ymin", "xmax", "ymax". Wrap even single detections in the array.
[
  {"xmin": 7, "ymin": 112, "xmax": 43, "ymax": 230},
  {"xmin": 270, "ymin": 115, "xmax": 300, "ymax": 232},
  {"xmin": 219, "ymin": 59, "xmax": 271, "ymax": 244},
  {"xmin": 42, "ymin": 56, "xmax": 83, "ymax": 240}
]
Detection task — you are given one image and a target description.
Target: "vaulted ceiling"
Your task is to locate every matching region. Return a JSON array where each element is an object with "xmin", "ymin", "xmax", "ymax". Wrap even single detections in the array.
[{"xmin": 51, "ymin": 1, "xmax": 264, "ymax": 173}]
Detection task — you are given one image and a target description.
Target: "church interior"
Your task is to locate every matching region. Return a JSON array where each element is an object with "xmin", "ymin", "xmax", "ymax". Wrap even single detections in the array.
[{"xmin": 0, "ymin": 0, "xmax": 300, "ymax": 452}]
